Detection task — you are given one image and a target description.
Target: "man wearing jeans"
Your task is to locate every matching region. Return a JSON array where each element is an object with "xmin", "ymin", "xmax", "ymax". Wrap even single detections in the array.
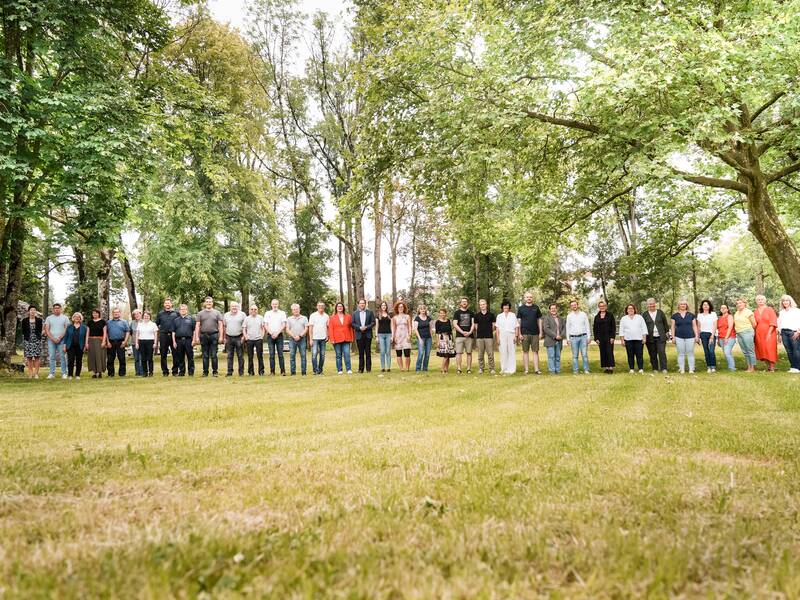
[
  {"xmin": 286, "ymin": 304, "xmax": 309, "ymax": 375},
  {"xmin": 308, "ymin": 301, "xmax": 329, "ymax": 375},
  {"xmin": 194, "ymin": 296, "xmax": 223, "ymax": 377},
  {"xmin": 44, "ymin": 303, "xmax": 70, "ymax": 379},
  {"xmin": 105, "ymin": 307, "xmax": 130, "ymax": 377},
  {"xmin": 264, "ymin": 299, "xmax": 287, "ymax": 376},
  {"xmin": 565, "ymin": 300, "xmax": 591, "ymax": 374},
  {"xmin": 243, "ymin": 304, "xmax": 265, "ymax": 376},
  {"xmin": 223, "ymin": 302, "xmax": 246, "ymax": 377}
]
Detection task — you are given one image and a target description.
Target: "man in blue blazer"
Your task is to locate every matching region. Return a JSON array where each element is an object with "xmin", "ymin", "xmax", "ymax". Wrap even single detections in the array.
[{"xmin": 351, "ymin": 298, "xmax": 375, "ymax": 373}]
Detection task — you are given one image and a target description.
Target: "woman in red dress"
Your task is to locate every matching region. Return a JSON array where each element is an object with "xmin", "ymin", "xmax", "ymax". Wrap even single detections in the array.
[{"xmin": 754, "ymin": 294, "xmax": 778, "ymax": 371}]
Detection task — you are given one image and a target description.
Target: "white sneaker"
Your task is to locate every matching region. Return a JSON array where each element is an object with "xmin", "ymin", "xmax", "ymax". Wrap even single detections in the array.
[
  {"xmin": 789, "ymin": 368, "xmax": 800, "ymax": 373},
  {"xmin": 662, "ymin": 369, "xmax": 668, "ymax": 374},
  {"xmin": 478, "ymin": 368, "xmax": 484, "ymax": 374},
  {"xmin": 347, "ymin": 370, "xmax": 353, "ymax": 374},
  {"xmin": 337, "ymin": 371, "xmax": 343, "ymax": 375},
  {"xmin": 707, "ymin": 368, "xmax": 712, "ymax": 373},
  {"xmin": 638, "ymin": 369, "xmax": 644, "ymax": 374},
  {"xmin": 689, "ymin": 370, "xmax": 695, "ymax": 374},
  {"xmin": 678, "ymin": 369, "xmax": 685, "ymax": 374},
  {"xmin": 629, "ymin": 369, "xmax": 634, "ymax": 374},
  {"xmin": 524, "ymin": 369, "xmax": 529, "ymax": 374},
  {"xmin": 62, "ymin": 373, "xmax": 68, "ymax": 379},
  {"xmin": 47, "ymin": 374, "xmax": 55, "ymax": 379},
  {"xmin": 75, "ymin": 376, "xmax": 80, "ymax": 380}
]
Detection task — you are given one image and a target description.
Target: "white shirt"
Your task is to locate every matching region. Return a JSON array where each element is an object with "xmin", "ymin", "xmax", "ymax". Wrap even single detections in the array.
[
  {"xmin": 696, "ymin": 312, "xmax": 718, "ymax": 335},
  {"xmin": 136, "ymin": 321, "xmax": 158, "ymax": 341},
  {"xmin": 619, "ymin": 314, "xmax": 647, "ymax": 340},
  {"xmin": 308, "ymin": 312, "xmax": 329, "ymax": 340},
  {"xmin": 647, "ymin": 310, "xmax": 660, "ymax": 337},
  {"xmin": 566, "ymin": 311, "xmax": 591, "ymax": 338},
  {"xmin": 778, "ymin": 307, "xmax": 800, "ymax": 331},
  {"xmin": 264, "ymin": 309, "xmax": 287, "ymax": 336},
  {"xmin": 495, "ymin": 312, "xmax": 518, "ymax": 334}
]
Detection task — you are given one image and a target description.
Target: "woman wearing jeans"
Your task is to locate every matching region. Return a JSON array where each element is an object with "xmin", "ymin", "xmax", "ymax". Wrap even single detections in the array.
[
  {"xmin": 671, "ymin": 299, "xmax": 699, "ymax": 373},
  {"xmin": 413, "ymin": 305, "xmax": 433, "ymax": 372},
  {"xmin": 777, "ymin": 295, "xmax": 800, "ymax": 373},
  {"xmin": 716, "ymin": 304, "xmax": 737, "ymax": 371},
  {"xmin": 376, "ymin": 301, "xmax": 392, "ymax": 372},
  {"xmin": 734, "ymin": 298, "xmax": 757, "ymax": 372},
  {"xmin": 329, "ymin": 302, "xmax": 353, "ymax": 374},
  {"xmin": 696, "ymin": 299, "xmax": 718, "ymax": 372}
]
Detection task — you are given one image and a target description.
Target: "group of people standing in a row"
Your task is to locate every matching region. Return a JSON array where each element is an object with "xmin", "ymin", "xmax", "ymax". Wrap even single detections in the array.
[{"xmin": 19, "ymin": 292, "xmax": 800, "ymax": 379}]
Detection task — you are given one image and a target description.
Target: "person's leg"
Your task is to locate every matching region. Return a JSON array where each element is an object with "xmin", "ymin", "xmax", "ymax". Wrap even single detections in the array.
[
  {"xmin": 365, "ymin": 336, "xmax": 372, "ymax": 372},
  {"xmin": 236, "ymin": 338, "xmax": 244, "ymax": 375},
  {"xmin": 377, "ymin": 334, "xmax": 386, "ymax": 370},
  {"xmin": 275, "ymin": 337, "xmax": 285, "ymax": 374},
  {"xmin": 423, "ymin": 337, "xmax": 432, "ymax": 371},
  {"xmin": 226, "ymin": 336, "xmax": 235, "ymax": 375},
  {"xmin": 299, "ymin": 338, "xmax": 307, "ymax": 374},
  {"xmin": 318, "ymin": 340, "xmax": 326, "ymax": 373},
  {"xmin": 522, "ymin": 336, "xmax": 530, "ymax": 372},
  {"xmin": 174, "ymin": 339, "xmax": 185, "ymax": 375},
  {"xmin": 723, "ymin": 338, "xmax": 736, "ymax": 371},
  {"xmin": 416, "ymin": 338, "xmax": 424, "ymax": 371},
  {"xmin": 266, "ymin": 337, "xmax": 275, "ymax": 374},
  {"xmin": 356, "ymin": 336, "xmax": 366, "ymax": 372},
  {"xmin": 47, "ymin": 339, "xmax": 57, "ymax": 376},
  {"xmin": 404, "ymin": 348, "xmax": 411, "ymax": 371},
  {"xmin": 635, "ymin": 341, "xmax": 644, "ymax": 370},
  {"xmin": 334, "ymin": 343, "xmax": 343, "ymax": 372},
  {"xmin": 580, "ymin": 337, "xmax": 589, "ymax": 372},
  {"xmin": 185, "ymin": 339, "xmax": 194, "ymax": 376},
  {"xmin": 117, "ymin": 342, "xmax": 127, "ymax": 376},
  {"xmin": 58, "ymin": 343, "xmax": 67, "ymax": 375},
  {"xmin": 657, "ymin": 339, "xmax": 668, "ymax": 371},
  {"xmin": 700, "ymin": 332, "xmax": 711, "ymax": 369},
  {"xmin": 312, "ymin": 340, "xmax": 320, "ymax": 374},
  {"xmin": 465, "ymin": 338, "xmax": 473, "ymax": 371},
  {"xmin": 554, "ymin": 340, "xmax": 562, "ymax": 373},
  {"xmin": 675, "ymin": 338, "xmax": 685, "ymax": 372},
  {"xmin": 476, "ymin": 339, "xmax": 485, "ymax": 372},
  {"xmin": 791, "ymin": 336, "xmax": 800, "ymax": 371},
  {"xmin": 106, "ymin": 342, "xmax": 115, "ymax": 376},
  {"xmin": 532, "ymin": 336, "xmax": 540, "ymax": 372},
  {"xmin": 343, "ymin": 343, "xmax": 351, "ymax": 372},
  {"xmin": 288, "ymin": 338, "xmax": 297, "ymax": 375},
  {"xmin": 67, "ymin": 347, "xmax": 76, "ymax": 377},
  {"xmin": 625, "ymin": 340, "xmax": 635, "ymax": 370},
  {"xmin": 686, "ymin": 338, "xmax": 695, "ymax": 372},
  {"xmin": 645, "ymin": 338, "xmax": 658, "ymax": 371},
  {"xmin": 246, "ymin": 340, "xmax": 255, "ymax": 375},
  {"xmin": 487, "ymin": 339, "xmax": 496, "ymax": 372},
  {"xmin": 546, "ymin": 345, "xmax": 555, "ymax": 373},
  {"xmin": 570, "ymin": 337, "xmax": 580, "ymax": 372}
]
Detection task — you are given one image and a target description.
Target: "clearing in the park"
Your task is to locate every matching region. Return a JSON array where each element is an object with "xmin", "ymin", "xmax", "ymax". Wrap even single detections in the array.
[{"xmin": 2, "ymin": 350, "xmax": 800, "ymax": 598}]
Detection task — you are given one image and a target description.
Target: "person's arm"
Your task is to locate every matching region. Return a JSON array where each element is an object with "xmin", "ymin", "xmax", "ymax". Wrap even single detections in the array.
[
  {"xmin": 172, "ymin": 331, "xmax": 177, "ymax": 348},
  {"xmin": 670, "ymin": 318, "xmax": 676, "ymax": 342},
  {"xmin": 749, "ymin": 314, "xmax": 757, "ymax": 328},
  {"xmin": 44, "ymin": 320, "xmax": 53, "ymax": 343},
  {"xmin": 619, "ymin": 318, "xmax": 626, "ymax": 344},
  {"xmin": 640, "ymin": 316, "xmax": 647, "ymax": 343},
  {"xmin": 102, "ymin": 325, "xmax": 109, "ymax": 347},
  {"xmin": 391, "ymin": 316, "xmax": 397, "ymax": 340},
  {"xmin": 412, "ymin": 318, "xmax": 419, "ymax": 340},
  {"xmin": 693, "ymin": 317, "xmax": 700, "ymax": 343},
  {"xmin": 243, "ymin": 320, "xmax": 249, "ymax": 342},
  {"xmin": 122, "ymin": 328, "xmax": 130, "ymax": 347}
]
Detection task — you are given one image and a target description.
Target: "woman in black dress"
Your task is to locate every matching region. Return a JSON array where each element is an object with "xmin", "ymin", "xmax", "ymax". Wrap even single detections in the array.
[
  {"xmin": 593, "ymin": 300, "xmax": 616, "ymax": 373},
  {"xmin": 21, "ymin": 304, "xmax": 43, "ymax": 379}
]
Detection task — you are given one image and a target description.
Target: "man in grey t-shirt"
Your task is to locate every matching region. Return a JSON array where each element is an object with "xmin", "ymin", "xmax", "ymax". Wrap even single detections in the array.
[
  {"xmin": 223, "ymin": 301, "xmax": 246, "ymax": 376},
  {"xmin": 44, "ymin": 303, "xmax": 70, "ymax": 378},
  {"xmin": 243, "ymin": 304, "xmax": 265, "ymax": 376},
  {"xmin": 193, "ymin": 296, "xmax": 223, "ymax": 376},
  {"xmin": 286, "ymin": 303, "xmax": 309, "ymax": 375}
]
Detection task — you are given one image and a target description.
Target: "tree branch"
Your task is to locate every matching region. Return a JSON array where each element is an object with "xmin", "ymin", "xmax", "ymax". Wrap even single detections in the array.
[
  {"xmin": 555, "ymin": 184, "xmax": 637, "ymax": 234},
  {"xmin": 767, "ymin": 160, "xmax": 800, "ymax": 184},
  {"xmin": 668, "ymin": 199, "xmax": 745, "ymax": 257},
  {"xmin": 673, "ymin": 170, "xmax": 748, "ymax": 193},
  {"xmin": 523, "ymin": 108, "xmax": 605, "ymax": 135},
  {"xmin": 751, "ymin": 91, "xmax": 786, "ymax": 123}
]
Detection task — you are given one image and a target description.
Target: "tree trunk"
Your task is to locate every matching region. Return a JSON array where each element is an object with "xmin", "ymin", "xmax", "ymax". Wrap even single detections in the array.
[
  {"xmin": 241, "ymin": 284, "xmax": 250, "ymax": 313},
  {"xmin": 43, "ymin": 252, "xmax": 50, "ymax": 317},
  {"xmin": 344, "ymin": 223, "xmax": 353, "ymax": 308},
  {"xmin": 97, "ymin": 247, "xmax": 115, "ymax": 317},
  {"xmin": 409, "ymin": 212, "xmax": 418, "ymax": 307},
  {"xmin": 338, "ymin": 238, "xmax": 344, "ymax": 302},
  {"xmin": 352, "ymin": 213, "xmax": 365, "ymax": 301},
  {"xmin": 473, "ymin": 251, "xmax": 480, "ymax": 306},
  {"xmin": 373, "ymin": 188, "xmax": 382, "ymax": 303},
  {"xmin": 0, "ymin": 215, "xmax": 26, "ymax": 365},
  {"xmin": 118, "ymin": 235, "xmax": 137, "ymax": 311}
]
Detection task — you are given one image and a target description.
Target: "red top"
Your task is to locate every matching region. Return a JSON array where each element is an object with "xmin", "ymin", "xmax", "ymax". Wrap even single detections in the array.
[
  {"xmin": 717, "ymin": 314, "xmax": 735, "ymax": 339},
  {"xmin": 328, "ymin": 312, "xmax": 354, "ymax": 343}
]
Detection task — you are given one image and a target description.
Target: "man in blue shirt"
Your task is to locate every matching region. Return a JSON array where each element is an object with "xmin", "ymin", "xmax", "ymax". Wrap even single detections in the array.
[
  {"xmin": 106, "ymin": 307, "xmax": 130, "ymax": 377},
  {"xmin": 172, "ymin": 304, "xmax": 196, "ymax": 376}
]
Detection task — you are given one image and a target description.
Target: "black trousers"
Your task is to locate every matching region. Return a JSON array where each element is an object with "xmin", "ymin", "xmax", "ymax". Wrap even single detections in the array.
[
  {"xmin": 200, "ymin": 332, "xmax": 219, "ymax": 375},
  {"xmin": 247, "ymin": 339, "xmax": 264, "ymax": 375},
  {"xmin": 226, "ymin": 334, "xmax": 244, "ymax": 375},
  {"xmin": 646, "ymin": 336, "xmax": 668, "ymax": 371},
  {"xmin": 625, "ymin": 339, "xmax": 644, "ymax": 370},
  {"xmin": 356, "ymin": 336, "xmax": 372, "ymax": 372},
  {"xmin": 68, "ymin": 344, "xmax": 83, "ymax": 377},
  {"xmin": 174, "ymin": 336, "xmax": 194, "ymax": 375},
  {"xmin": 106, "ymin": 340, "xmax": 126, "ymax": 376},
  {"xmin": 139, "ymin": 339, "xmax": 155, "ymax": 376},
  {"xmin": 159, "ymin": 331, "xmax": 176, "ymax": 375},
  {"xmin": 597, "ymin": 336, "xmax": 615, "ymax": 368}
]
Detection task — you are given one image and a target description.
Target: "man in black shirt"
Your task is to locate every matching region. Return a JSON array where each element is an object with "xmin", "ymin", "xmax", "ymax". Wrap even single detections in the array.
[
  {"xmin": 517, "ymin": 291, "xmax": 543, "ymax": 374},
  {"xmin": 452, "ymin": 297, "xmax": 475, "ymax": 374},
  {"xmin": 155, "ymin": 297, "xmax": 178, "ymax": 376},
  {"xmin": 172, "ymin": 304, "xmax": 196, "ymax": 376},
  {"xmin": 474, "ymin": 298, "xmax": 496, "ymax": 374}
]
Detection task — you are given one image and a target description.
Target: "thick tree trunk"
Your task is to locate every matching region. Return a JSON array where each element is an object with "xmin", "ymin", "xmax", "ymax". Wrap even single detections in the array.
[
  {"xmin": 118, "ymin": 236, "xmax": 137, "ymax": 311},
  {"xmin": 338, "ymin": 238, "xmax": 344, "ymax": 302},
  {"xmin": 344, "ymin": 224, "xmax": 353, "ymax": 308},
  {"xmin": 409, "ymin": 212, "xmax": 418, "ymax": 307},
  {"xmin": 43, "ymin": 253, "xmax": 50, "ymax": 316},
  {"xmin": 97, "ymin": 247, "xmax": 115, "ymax": 317},
  {"xmin": 352, "ymin": 213, "xmax": 365, "ymax": 301},
  {"xmin": 0, "ymin": 215, "xmax": 25, "ymax": 364},
  {"xmin": 373, "ymin": 188, "xmax": 382, "ymax": 303},
  {"xmin": 473, "ymin": 251, "xmax": 480, "ymax": 306}
]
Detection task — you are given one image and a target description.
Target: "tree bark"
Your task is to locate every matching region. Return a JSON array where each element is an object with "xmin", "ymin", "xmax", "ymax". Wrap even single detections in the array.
[
  {"xmin": 0, "ymin": 215, "xmax": 26, "ymax": 364},
  {"xmin": 338, "ymin": 238, "xmax": 344, "ymax": 303},
  {"xmin": 352, "ymin": 212, "xmax": 365, "ymax": 301},
  {"xmin": 118, "ymin": 235, "xmax": 137, "ymax": 311},
  {"xmin": 97, "ymin": 247, "xmax": 115, "ymax": 317},
  {"xmin": 43, "ymin": 252, "xmax": 50, "ymax": 317},
  {"xmin": 373, "ymin": 187, "xmax": 382, "ymax": 303}
]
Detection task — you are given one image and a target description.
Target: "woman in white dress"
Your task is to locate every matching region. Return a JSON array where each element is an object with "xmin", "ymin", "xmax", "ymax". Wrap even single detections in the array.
[{"xmin": 495, "ymin": 300, "xmax": 519, "ymax": 374}]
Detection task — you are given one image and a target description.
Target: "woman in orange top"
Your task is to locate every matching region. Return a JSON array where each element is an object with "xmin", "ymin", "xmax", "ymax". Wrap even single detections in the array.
[
  {"xmin": 754, "ymin": 294, "xmax": 778, "ymax": 371},
  {"xmin": 328, "ymin": 302, "xmax": 354, "ymax": 374},
  {"xmin": 716, "ymin": 304, "xmax": 736, "ymax": 371}
]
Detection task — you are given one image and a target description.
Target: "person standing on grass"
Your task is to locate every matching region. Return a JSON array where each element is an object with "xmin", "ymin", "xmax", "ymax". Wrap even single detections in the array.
[
  {"xmin": 351, "ymin": 298, "xmax": 375, "ymax": 374},
  {"xmin": 329, "ymin": 301, "xmax": 354, "ymax": 374},
  {"xmin": 619, "ymin": 304, "xmax": 647, "ymax": 374},
  {"xmin": 495, "ymin": 300, "xmax": 519, "ymax": 375},
  {"xmin": 172, "ymin": 304, "xmax": 196, "ymax": 377},
  {"xmin": 243, "ymin": 304, "xmax": 266, "ymax": 376},
  {"xmin": 542, "ymin": 303, "xmax": 566, "ymax": 374},
  {"xmin": 21, "ymin": 305, "xmax": 43, "ymax": 379},
  {"xmin": 473, "ymin": 299, "xmax": 496, "ymax": 375},
  {"xmin": 105, "ymin": 307, "xmax": 130, "ymax": 378},
  {"xmin": 717, "ymin": 304, "xmax": 737, "ymax": 372},
  {"xmin": 754, "ymin": 294, "xmax": 778, "ymax": 372},
  {"xmin": 63, "ymin": 312, "xmax": 87, "ymax": 380},
  {"xmin": 392, "ymin": 301, "xmax": 413, "ymax": 372},
  {"xmin": 413, "ymin": 305, "xmax": 433, "ymax": 372},
  {"xmin": 308, "ymin": 301, "xmax": 330, "ymax": 375},
  {"xmin": 223, "ymin": 301, "xmax": 246, "ymax": 377},
  {"xmin": 44, "ymin": 302, "xmax": 70, "ymax": 379},
  {"xmin": 135, "ymin": 311, "xmax": 158, "ymax": 377},
  {"xmin": 155, "ymin": 298, "xmax": 178, "ymax": 377},
  {"xmin": 286, "ymin": 304, "xmax": 309, "ymax": 376},
  {"xmin": 593, "ymin": 300, "xmax": 616, "ymax": 374},
  {"xmin": 86, "ymin": 308, "xmax": 107, "ymax": 379},
  {"xmin": 129, "ymin": 309, "xmax": 143, "ymax": 377},
  {"xmin": 697, "ymin": 300, "xmax": 718, "ymax": 373},
  {"xmin": 566, "ymin": 300, "xmax": 591, "ymax": 374},
  {"xmin": 376, "ymin": 301, "xmax": 392, "ymax": 372},
  {"xmin": 643, "ymin": 298, "xmax": 670, "ymax": 373},
  {"xmin": 195, "ymin": 296, "xmax": 223, "ymax": 377},
  {"xmin": 734, "ymin": 298, "xmax": 758, "ymax": 372},
  {"xmin": 452, "ymin": 297, "xmax": 475, "ymax": 374},
  {"xmin": 670, "ymin": 299, "xmax": 699, "ymax": 374},
  {"xmin": 517, "ymin": 292, "xmax": 543, "ymax": 375},
  {"xmin": 435, "ymin": 308, "xmax": 456, "ymax": 373},
  {"xmin": 777, "ymin": 295, "xmax": 800, "ymax": 373},
  {"xmin": 265, "ymin": 299, "xmax": 287, "ymax": 376}
]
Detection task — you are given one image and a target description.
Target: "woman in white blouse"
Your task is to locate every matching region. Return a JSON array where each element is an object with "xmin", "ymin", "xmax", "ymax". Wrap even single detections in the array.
[
  {"xmin": 495, "ymin": 300, "xmax": 519, "ymax": 375},
  {"xmin": 618, "ymin": 304, "xmax": 647, "ymax": 373},
  {"xmin": 777, "ymin": 294, "xmax": 800, "ymax": 373},
  {"xmin": 696, "ymin": 299, "xmax": 718, "ymax": 373},
  {"xmin": 135, "ymin": 311, "xmax": 159, "ymax": 377}
]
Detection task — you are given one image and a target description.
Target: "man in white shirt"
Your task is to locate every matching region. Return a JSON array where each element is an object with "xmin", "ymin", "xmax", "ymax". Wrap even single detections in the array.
[
  {"xmin": 223, "ymin": 301, "xmax": 246, "ymax": 376},
  {"xmin": 264, "ymin": 298, "xmax": 287, "ymax": 376},
  {"xmin": 565, "ymin": 300, "xmax": 591, "ymax": 373},
  {"xmin": 308, "ymin": 301, "xmax": 330, "ymax": 375},
  {"xmin": 243, "ymin": 304, "xmax": 266, "ymax": 376}
]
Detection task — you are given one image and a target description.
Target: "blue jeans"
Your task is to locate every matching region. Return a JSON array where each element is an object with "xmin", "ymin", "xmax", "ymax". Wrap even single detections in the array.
[
  {"xmin": 675, "ymin": 337, "xmax": 695, "ymax": 372},
  {"xmin": 377, "ymin": 333, "xmax": 392, "ymax": 370},
  {"xmin": 288, "ymin": 337, "xmax": 307, "ymax": 375},
  {"xmin": 737, "ymin": 330, "xmax": 756, "ymax": 366},
  {"xmin": 266, "ymin": 335, "xmax": 285, "ymax": 374},
  {"xmin": 334, "ymin": 342, "xmax": 351, "ymax": 372},
  {"xmin": 720, "ymin": 338, "xmax": 736, "ymax": 371},
  {"xmin": 416, "ymin": 336, "xmax": 432, "ymax": 371},
  {"xmin": 547, "ymin": 341, "xmax": 562, "ymax": 373},
  {"xmin": 570, "ymin": 335, "xmax": 588, "ymax": 373},
  {"xmin": 781, "ymin": 330, "xmax": 800, "ymax": 370},
  {"xmin": 48, "ymin": 339, "xmax": 67, "ymax": 375},
  {"xmin": 312, "ymin": 339, "xmax": 326, "ymax": 374},
  {"xmin": 700, "ymin": 332, "xmax": 716, "ymax": 368},
  {"xmin": 132, "ymin": 345, "xmax": 143, "ymax": 376}
]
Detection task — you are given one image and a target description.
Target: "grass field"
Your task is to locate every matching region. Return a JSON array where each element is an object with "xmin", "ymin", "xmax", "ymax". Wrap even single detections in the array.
[{"xmin": 2, "ymin": 347, "xmax": 800, "ymax": 598}]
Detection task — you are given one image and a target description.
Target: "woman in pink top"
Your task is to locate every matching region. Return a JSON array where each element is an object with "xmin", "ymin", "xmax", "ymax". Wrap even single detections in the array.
[{"xmin": 716, "ymin": 304, "xmax": 736, "ymax": 371}]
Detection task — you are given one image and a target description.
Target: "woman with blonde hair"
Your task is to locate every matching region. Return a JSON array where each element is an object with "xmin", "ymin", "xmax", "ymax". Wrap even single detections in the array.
[
  {"xmin": 777, "ymin": 294, "xmax": 800, "ymax": 373},
  {"xmin": 391, "ymin": 301, "xmax": 412, "ymax": 371},
  {"xmin": 734, "ymin": 298, "xmax": 757, "ymax": 372},
  {"xmin": 754, "ymin": 294, "xmax": 778, "ymax": 371},
  {"xmin": 670, "ymin": 299, "xmax": 699, "ymax": 374},
  {"xmin": 413, "ymin": 304, "xmax": 433, "ymax": 372},
  {"xmin": 63, "ymin": 312, "xmax": 88, "ymax": 379}
]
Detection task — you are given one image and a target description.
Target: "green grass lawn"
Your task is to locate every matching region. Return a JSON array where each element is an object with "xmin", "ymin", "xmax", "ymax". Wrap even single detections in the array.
[{"xmin": 2, "ymin": 347, "xmax": 800, "ymax": 598}]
